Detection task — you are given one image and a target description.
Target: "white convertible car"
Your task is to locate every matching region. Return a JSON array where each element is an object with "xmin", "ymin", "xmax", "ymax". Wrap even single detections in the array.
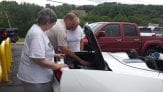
[{"xmin": 53, "ymin": 26, "xmax": 163, "ymax": 92}]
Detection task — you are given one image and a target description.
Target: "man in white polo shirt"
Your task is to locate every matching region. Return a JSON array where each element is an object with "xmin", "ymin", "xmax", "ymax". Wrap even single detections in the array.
[{"xmin": 66, "ymin": 17, "xmax": 84, "ymax": 52}]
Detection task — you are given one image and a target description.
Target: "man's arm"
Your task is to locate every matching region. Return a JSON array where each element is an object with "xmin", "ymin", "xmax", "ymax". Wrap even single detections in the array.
[
  {"xmin": 80, "ymin": 39, "xmax": 84, "ymax": 51},
  {"xmin": 59, "ymin": 46, "xmax": 88, "ymax": 65},
  {"xmin": 32, "ymin": 58, "xmax": 67, "ymax": 70}
]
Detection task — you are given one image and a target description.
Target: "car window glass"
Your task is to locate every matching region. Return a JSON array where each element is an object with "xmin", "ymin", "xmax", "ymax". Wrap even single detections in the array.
[
  {"xmin": 102, "ymin": 24, "xmax": 120, "ymax": 37},
  {"xmin": 88, "ymin": 23, "xmax": 103, "ymax": 32},
  {"xmin": 139, "ymin": 28, "xmax": 152, "ymax": 33},
  {"xmin": 153, "ymin": 27, "xmax": 163, "ymax": 34},
  {"xmin": 124, "ymin": 24, "xmax": 137, "ymax": 36},
  {"xmin": 122, "ymin": 59, "xmax": 144, "ymax": 63},
  {"xmin": 111, "ymin": 54, "xmax": 152, "ymax": 70}
]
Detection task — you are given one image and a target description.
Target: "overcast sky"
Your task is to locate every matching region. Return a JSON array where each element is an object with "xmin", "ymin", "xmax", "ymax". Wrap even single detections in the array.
[{"xmin": 1, "ymin": 0, "xmax": 163, "ymax": 6}]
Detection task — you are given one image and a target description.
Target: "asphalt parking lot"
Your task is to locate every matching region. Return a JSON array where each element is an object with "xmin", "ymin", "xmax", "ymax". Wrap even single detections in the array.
[{"xmin": 0, "ymin": 43, "xmax": 24, "ymax": 92}]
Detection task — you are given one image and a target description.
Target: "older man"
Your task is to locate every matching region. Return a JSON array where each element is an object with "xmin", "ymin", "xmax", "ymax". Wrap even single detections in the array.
[{"xmin": 46, "ymin": 13, "xmax": 88, "ymax": 65}]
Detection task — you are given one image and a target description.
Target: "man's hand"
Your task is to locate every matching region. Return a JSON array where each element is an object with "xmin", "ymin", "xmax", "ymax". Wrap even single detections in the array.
[
  {"xmin": 56, "ymin": 64, "xmax": 68, "ymax": 70},
  {"xmin": 54, "ymin": 53, "xmax": 65, "ymax": 58},
  {"xmin": 79, "ymin": 60, "xmax": 90, "ymax": 65},
  {"xmin": 59, "ymin": 46, "xmax": 90, "ymax": 66}
]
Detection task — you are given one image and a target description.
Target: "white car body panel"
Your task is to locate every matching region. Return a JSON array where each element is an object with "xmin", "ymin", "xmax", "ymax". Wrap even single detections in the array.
[
  {"xmin": 60, "ymin": 70, "xmax": 163, "ymax": 92},
  {"xmin": 158, "ymin": 72, "xmax": 163, "ymax": 79}
]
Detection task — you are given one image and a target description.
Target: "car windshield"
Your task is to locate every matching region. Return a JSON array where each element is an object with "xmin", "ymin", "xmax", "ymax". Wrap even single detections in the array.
[
  {"xmin": 88, "ymin": 23, "xmax": 103, "ymax": 32},
  {"xmin": 139, "ymin": 28, "xmax": 152, "ymax": 33}
]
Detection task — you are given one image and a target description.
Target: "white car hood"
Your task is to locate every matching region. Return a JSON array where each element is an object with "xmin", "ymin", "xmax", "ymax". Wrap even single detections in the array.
[{"xmin": 60, "ymin": 70, "xmax": 163, "ymax": 92}]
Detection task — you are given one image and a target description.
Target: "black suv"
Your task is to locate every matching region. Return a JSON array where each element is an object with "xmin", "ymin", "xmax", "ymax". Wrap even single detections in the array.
[
  {"xmin": 0, "ymin": 28, "xmax": 19, "ymax": 43},
  {"xmin": 153, "ymin": 27, "xmax": 163, "ymax": 37}
]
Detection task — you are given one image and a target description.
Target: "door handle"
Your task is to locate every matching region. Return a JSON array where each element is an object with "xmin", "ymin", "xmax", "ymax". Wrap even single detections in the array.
[
  {"xmin": 116, "ymin": 39, "xmax": 122, "ymax": 42},
  {"xmin": 134, "ymin": 39, "xmax": 139, "ymax": 41}
]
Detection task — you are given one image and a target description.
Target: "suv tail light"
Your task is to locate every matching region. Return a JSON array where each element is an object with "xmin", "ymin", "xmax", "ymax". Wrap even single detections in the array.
[{"xmin": 2, "ymin": 31, "xmax": 7, "ymax": 39}]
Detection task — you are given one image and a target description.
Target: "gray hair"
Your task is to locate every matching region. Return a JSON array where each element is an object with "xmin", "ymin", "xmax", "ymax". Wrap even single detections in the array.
[{"xmin": 37, "ymin": 8, "xmax": 57, "ymax": 25}]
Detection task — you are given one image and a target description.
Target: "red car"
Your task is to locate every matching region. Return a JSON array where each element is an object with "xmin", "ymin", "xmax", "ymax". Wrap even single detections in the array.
[{"xmin": 84, "ymin": 22, "xmax": 163, "ymax": 56}]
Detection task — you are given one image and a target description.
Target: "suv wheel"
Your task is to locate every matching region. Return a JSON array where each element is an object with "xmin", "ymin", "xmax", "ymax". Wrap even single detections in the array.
[{"xmin": 144, "ymin": 47, "xmax": 157, "ymax": 56}]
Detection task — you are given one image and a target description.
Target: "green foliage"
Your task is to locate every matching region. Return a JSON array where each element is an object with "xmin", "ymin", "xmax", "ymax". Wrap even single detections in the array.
[
  {"xmin": 0, "ymin": 1, "xmax": 42, "ymax": 37},
  {"xmin": 113, "ymin": 14, "xmax": 129, "ymax": 22},
  {"xmin": 0, "ymin": 1, "xmax": 163, "ymax": 37},
  {"xmin": 46, "ymin": 4, "xmax": 76, "ymax": 18},
  {"xmin": 18, "ymin": 38, "xmax": 25, "ymax": 42}
]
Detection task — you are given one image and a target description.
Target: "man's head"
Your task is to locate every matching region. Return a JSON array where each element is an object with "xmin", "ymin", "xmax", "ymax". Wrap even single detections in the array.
[{"xmin": 64, "ymin": 13, "xmax": 79, "ymax": 31}]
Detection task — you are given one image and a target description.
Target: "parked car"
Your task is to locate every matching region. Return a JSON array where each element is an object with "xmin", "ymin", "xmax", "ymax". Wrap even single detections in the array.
[
  {"xmin": 52, "ymin": 26, "xmax": 163, "ymax": 92},
  {"xmin": 138, "ymin": 26, "xmax": 156, "ymax": 36},
  {"xmin": 139, "ymin": 26, "xmax": 163, "ymax": 37},
  {"xmin": 153, "ymin": 27, "xmax": 163, "ymax": 37},
  {"xmin": 0, "ymin": 28, "xmax": 19, "ymax": 43},
  {"xmin": 84, "ymin": 22, "xmax": 163, "ymax": 56}
]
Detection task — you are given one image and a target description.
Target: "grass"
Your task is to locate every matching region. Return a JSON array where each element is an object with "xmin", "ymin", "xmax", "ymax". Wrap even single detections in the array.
[{"xmin": 18, "ymin": 38, "xmax": 25, "ymax": 42}]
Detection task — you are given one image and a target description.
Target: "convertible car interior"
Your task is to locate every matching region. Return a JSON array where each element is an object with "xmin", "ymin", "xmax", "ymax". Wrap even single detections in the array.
[
  {"xmin": 128, "ymin": 50, "xmax": 163, "ymax": 71},
  {"xmin": 64, "ymin": 26, "xmax": 112, "ymax": 71}
]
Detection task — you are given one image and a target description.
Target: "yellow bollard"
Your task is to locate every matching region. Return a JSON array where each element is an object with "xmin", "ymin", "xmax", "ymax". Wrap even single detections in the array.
[
  {"xmin": 5, "ymin": 38, "xmax": 12, "ymax": 73},
  {"xmin": 0, "ymin": 60, "xmax": 2, "ymax": 82},
  {"xmin": 4, "ymin": 40, "xmax": 9, "ymax": 73},
  {"xmin": 0, "ymin": 41, "xmax": 9, "ymax": 83},
  {"xmin": 7, "ymin": 38, "xmax": 12, "ymax": 64}
]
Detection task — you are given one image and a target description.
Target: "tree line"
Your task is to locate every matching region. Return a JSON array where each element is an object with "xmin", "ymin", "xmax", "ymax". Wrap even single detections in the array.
[{"xmin": 0, "ymin": 1, "xmax": 163, "ymax": 37}]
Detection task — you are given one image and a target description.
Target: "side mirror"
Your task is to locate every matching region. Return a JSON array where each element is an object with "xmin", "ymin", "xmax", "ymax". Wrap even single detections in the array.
[{"xmin": 96, "ymin": 31, "xmax": 105, "ymax": 38}]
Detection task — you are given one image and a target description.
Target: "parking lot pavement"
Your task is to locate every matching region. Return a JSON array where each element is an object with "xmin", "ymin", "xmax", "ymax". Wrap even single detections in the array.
[{"xmin": 0, "ymin": 43, "xmax": 24, "ymax": 92}]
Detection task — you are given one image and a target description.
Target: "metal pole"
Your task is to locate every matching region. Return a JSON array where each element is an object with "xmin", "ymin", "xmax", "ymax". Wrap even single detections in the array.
[
  {"xmin": 162, "ymin": 15, "xmax": 163, "ymax": 27},
  {"xmin": 5, "ymin": 12, "xmax": 11, "ymax": 28},
  {"xmin": 161, "ymin": 15, "xmax": 162, "ymax": 27}
]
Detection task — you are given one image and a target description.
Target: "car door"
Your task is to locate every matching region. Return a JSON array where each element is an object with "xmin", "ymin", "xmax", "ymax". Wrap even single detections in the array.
[
  {"xmin": 122, "ymin": 23, "xmax": 141, "ymax": 53},
  {"xmin": 96, "ymin": 24, "xmax": 122, "ymax": 52}
]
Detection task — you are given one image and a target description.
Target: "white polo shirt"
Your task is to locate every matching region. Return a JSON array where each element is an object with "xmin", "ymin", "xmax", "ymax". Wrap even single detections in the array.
[
  {"xmin": 67, "ymin": 25, "xmax": 84, "ymax": 52},
  {"xmin": 17, "ymin": 24, "xmax": 54, "ymax": 83}
]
